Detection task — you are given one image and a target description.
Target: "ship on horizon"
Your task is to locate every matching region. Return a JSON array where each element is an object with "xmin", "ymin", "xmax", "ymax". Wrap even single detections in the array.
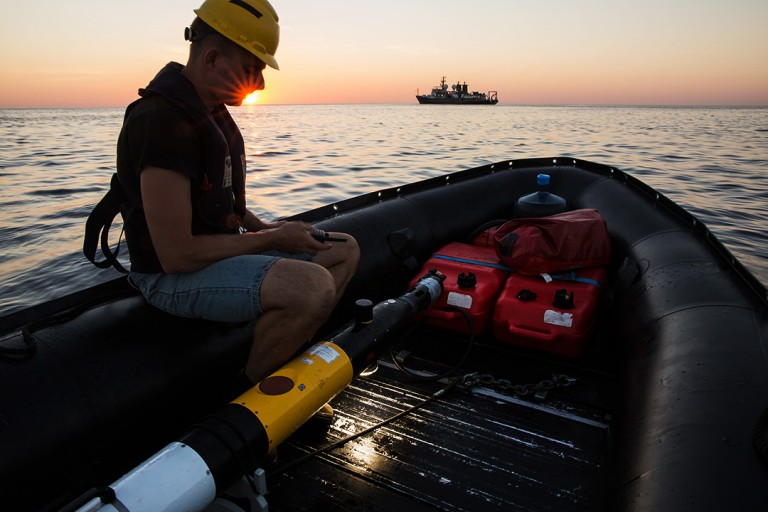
[{"xmin": 416, "ymin": 76, "xmax": 498, "ymax": 105}]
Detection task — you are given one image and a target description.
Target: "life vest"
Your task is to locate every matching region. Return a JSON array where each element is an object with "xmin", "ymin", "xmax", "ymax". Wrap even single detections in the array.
[{"xmin": 83, "ymin": 62, "xmax": 247, "ymax": 273}]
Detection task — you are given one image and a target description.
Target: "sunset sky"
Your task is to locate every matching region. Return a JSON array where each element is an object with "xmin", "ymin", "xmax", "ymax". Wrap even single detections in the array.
[{"xmin": 1, "ymin": 0, "xmax": 767, "ymax": 108}]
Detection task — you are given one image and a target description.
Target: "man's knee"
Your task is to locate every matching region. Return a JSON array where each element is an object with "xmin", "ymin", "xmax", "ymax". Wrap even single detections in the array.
[
  {"xmin": 261, "ymin": 259, "xmax": 332, "ymax": 304},
  {"xmin": 280, "ymin": 264, "xmax": 336, "ymax": 316},
  {"xmin": 345, "ymin": 234, "xmax": 361, "ymax": 266},
  {"xmin": 334, "ymin": 233, "xmax": 360, "ymax": 274},
  {"xmin": 303, "ymin": 265, "xmax": 337, "ymax": 306}
]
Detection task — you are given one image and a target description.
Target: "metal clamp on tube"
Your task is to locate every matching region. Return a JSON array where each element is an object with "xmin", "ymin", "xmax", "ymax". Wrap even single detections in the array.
[{"xmin": 331, "ymin": 270, "xmax": 445, "ymax": 374}]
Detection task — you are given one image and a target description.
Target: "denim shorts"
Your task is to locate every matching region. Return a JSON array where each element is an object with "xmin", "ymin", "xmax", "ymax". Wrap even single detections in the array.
[{"xmin": 129, "ymin": 252, "xmax": 312, "ymax": 323}]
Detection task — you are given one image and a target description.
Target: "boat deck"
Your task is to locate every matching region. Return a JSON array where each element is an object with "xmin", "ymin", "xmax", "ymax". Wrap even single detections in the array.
[{"xmin": 262, "ymin": 327, "xmax": 615, "ymax": 511}]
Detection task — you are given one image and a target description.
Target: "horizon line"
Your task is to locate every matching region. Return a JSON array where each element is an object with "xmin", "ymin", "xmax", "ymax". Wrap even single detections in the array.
[{"xmin": 2, "ymin": 102, "xmax": 767, "ymax": 110}]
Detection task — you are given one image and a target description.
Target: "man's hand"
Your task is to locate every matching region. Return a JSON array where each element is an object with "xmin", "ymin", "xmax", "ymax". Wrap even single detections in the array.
[{"xmin": 252, "ymin": 221, "xmax": 331, "ymax": 255}]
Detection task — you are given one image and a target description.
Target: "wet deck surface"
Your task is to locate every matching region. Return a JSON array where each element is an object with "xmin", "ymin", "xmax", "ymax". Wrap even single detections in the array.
[{"xmin": 263, "ymin": 330, "xmax": 614, "ymax": 511}]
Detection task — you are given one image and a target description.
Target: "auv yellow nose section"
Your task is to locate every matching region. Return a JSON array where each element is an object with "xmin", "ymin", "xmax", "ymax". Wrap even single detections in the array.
[{"xmin": 231, "ymin": 341, "xmax": 354, "ymax": 452}]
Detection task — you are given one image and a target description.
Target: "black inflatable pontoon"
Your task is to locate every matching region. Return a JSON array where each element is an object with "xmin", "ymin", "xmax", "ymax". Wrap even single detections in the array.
[{"xmin": 1, "ymin": 157, "xmax": 766, "ymax": 511}]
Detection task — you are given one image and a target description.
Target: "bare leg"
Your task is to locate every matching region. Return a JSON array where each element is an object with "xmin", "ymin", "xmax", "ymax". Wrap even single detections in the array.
[
  {"xmin": 245, "ymin": 259, "xmax": 337, "ymax": 383},
  {"xmin": 311, "ymin": 232, "xmax": 360, "ymax": 302},
  {"xmin": 245, "ymin": 234, "xmax": 359, "ymax": 383}
]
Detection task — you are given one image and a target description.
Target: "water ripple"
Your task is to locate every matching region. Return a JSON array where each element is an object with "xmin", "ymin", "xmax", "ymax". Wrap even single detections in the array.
[{"xmin": 1, "ymin": 105, "xmax": 766, "ymax": 315}]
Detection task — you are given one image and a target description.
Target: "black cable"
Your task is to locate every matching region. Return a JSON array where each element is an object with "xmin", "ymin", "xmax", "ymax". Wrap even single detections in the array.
[
  {"xmin": 464, "ymin": 219, "xmax": 507, "ymax": 243},
  {"xmin": 267, "ymin": 378, "xmax": 458, "ymax": 478},
  {"xmin": 265, "ymin": 311, "xmax": 474, "ymax": 476},
  {"xmin": 390, "ymin": 306, "xmax": 475, "ymax": 381}
]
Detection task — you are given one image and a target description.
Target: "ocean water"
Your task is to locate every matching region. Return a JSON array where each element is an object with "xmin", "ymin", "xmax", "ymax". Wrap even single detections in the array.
[{"xmin": 0, "ymin": 105, "xmax": 766, "ymax": 316}]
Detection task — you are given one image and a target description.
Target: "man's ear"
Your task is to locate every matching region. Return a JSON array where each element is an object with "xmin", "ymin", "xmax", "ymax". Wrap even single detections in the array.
[{"xmin": 202, "ymin": 47, "xmax": 219, "ymax": 68}]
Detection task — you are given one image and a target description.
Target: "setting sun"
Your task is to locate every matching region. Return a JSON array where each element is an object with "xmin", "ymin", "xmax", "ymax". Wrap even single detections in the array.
[{"xmin": 243, "ymin": 91, "xmax": 261, "ymax": 105}]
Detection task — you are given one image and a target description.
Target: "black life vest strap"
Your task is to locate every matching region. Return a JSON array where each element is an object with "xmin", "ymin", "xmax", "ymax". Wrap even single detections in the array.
[{"xmin": 83, "ymin": 173, "xmax": 128, "ymax": 274}]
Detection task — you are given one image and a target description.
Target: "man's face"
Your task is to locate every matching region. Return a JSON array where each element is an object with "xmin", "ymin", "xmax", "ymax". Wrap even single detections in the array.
[{"xmin": 214, "ymin": 46, "xmax": 267, "ymax": 106}]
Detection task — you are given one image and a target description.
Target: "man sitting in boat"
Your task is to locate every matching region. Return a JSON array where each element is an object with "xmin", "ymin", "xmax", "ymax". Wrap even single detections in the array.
[{"xmin": 114, "ymin": 0, "xmax": 359, "ymax": 401}]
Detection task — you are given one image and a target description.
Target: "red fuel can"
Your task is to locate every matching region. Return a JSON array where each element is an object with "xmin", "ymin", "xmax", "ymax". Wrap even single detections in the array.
[
  {"xmin": 408, "ymin": 242, "xmax": 509, "ymax": 335},
  {"xmin": 492, "ymin": 267, "xmax": 607, "ymax": 357}
]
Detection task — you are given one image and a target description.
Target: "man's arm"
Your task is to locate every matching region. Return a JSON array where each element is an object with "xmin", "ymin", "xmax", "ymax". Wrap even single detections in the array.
[
  {"xmin": 242, "ymin": 208, "xmax": 284, "ymax": 232},
  {"xmin": 140, "ymin": 166, "xmax": 328, "ymax": 273}
]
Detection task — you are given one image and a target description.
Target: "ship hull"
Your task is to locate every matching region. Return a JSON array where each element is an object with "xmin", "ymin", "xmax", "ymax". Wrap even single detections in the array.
[{"xmin": 416, "ymin": 95, "xmax": 498, "ymax": 105}]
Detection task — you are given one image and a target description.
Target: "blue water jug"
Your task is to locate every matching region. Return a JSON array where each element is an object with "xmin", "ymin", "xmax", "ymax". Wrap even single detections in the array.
[{"xmin": 514, "ymin": 173, "xmax": 568, "ymax": 217}]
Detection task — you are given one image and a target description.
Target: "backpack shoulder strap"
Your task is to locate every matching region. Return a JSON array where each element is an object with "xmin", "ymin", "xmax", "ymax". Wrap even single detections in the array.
[{"xmin": 83, "ymin": 173, "xmax": 128, "ymax": 274}]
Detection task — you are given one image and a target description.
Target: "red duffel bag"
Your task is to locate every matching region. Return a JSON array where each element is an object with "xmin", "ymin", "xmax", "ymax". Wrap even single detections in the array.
[{"xmin": 493, "ymin": 209, "xmax": 611, "ymax": 275}]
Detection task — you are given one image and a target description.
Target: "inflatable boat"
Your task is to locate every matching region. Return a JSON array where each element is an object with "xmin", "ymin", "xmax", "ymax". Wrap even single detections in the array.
[{"xmin": 1, "ymin": 157, "xmax": 767, "ymax": 511}]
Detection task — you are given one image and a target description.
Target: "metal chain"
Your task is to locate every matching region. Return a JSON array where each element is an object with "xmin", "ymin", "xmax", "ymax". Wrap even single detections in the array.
[{"xmin": 455, "ymin": 371, "xmax": 578, "ymax": 397}]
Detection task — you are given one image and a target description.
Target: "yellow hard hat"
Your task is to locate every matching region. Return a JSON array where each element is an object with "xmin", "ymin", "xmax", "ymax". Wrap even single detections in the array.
[{"xmin": 193, "ymin": 0, "xmax": 280, "ymax": 70}]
